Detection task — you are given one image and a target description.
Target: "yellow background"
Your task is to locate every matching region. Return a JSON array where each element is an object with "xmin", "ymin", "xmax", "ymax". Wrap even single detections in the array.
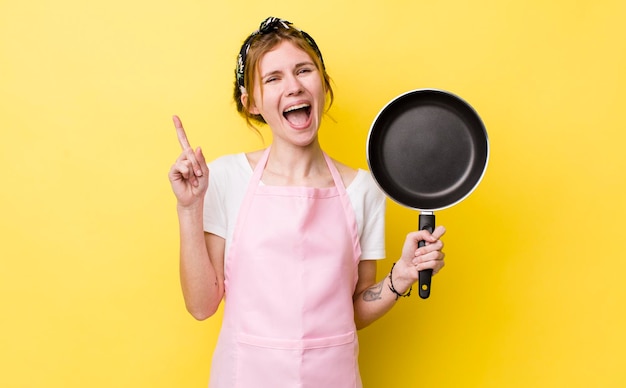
[{"xmin": 1, "ymin": 0, "xmax": 625, "ymax": 387}]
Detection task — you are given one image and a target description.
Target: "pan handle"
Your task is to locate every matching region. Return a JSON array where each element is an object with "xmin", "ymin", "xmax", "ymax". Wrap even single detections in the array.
[{"xmin": 418, "ymin": 213, "xmax": 435, "ymax": 299}]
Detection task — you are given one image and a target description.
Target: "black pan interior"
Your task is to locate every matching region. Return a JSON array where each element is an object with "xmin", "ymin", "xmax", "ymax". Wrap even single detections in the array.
[{"xmin": 368, "ymin": 89, "xmax": 488, "ymax": 210}]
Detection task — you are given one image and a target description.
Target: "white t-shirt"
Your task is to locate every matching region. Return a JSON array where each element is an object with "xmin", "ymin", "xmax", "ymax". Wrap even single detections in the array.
[{"xmin": 203, "ymin": 153, "xmax": 386, "ymax": 261}]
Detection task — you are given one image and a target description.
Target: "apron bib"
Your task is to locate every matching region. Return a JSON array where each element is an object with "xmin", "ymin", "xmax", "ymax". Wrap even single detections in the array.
[{"xmin": 209, "ymin": 147, "xmax": 362, "ymax": 388}]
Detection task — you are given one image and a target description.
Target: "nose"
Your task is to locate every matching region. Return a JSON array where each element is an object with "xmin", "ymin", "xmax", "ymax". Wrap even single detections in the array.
[{"xmin": 284, "ymin": 74, "xmax": 303, "ymax": 96}]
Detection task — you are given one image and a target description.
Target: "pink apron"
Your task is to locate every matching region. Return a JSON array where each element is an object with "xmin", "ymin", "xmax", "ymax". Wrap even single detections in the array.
[{"xmin": 209, "ymin": 147, "xmax": 363, "ymax": 388}]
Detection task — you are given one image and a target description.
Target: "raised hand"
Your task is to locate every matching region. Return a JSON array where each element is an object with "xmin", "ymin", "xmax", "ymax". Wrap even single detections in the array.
[
  {"xmin": 168, "ymin": 115, "xmax": 209, "ymax": 208},
  {"xmin": 389, "ymin": 226, "xmax": 446, "ymax": 294}
]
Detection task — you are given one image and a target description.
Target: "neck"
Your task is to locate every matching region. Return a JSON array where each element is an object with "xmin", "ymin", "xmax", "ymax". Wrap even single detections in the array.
[
  {"xmin": 262, "ymin": 140, "xmax": 333, "ymax": 187},
  {"xmin": 266, "ymin": 141, "xmax": 325, "ymax": 179}
]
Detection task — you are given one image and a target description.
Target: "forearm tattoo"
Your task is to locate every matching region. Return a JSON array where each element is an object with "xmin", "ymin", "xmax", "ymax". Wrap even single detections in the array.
[{"xmin": 362, "ymin": 280, "xmax": 384, "ymax": 302}]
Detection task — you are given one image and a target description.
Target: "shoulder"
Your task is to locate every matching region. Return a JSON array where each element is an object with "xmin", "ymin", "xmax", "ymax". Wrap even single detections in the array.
[
  {"xmin": 243, "ymin": 149, "xmax": 265, "ymax": 171},
  {"xmin": 208, "ymin": 153, "xmax": 251, "ymax": 175},
  {"xmin": 206, "ymin": 153, "xmax": 253, "ymax": 194},
  {"xmin": 326, "ymin": 156, "xmax": 384, "ymax": 201},
  {"xmin": 330, "ymin": 158, "xmax": 359, "ymax": 188},
  {"xmin": 349, "ymin": 169, "xmax": 384, "ymax": 197}
]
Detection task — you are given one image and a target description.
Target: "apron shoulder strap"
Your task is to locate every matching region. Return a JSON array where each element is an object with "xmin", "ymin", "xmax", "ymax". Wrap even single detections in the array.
[{"xmin": 323, "ymin": 152, "xmax": 347, "ymax": 194}]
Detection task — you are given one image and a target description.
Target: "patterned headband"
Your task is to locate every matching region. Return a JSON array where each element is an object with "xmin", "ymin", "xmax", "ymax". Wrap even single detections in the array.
[{"xmin": 235, "ymin": 17, "xmax": 326, "ymax": 90}]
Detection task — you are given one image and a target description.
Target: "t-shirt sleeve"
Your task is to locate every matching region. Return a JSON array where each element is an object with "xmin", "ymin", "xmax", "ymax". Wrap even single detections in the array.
[
  {"xmin": 202, "ymin": 156, "xmax": 230, "ymax": 238},
  {"xmin": 351, "ymin": 170, "xmax": 387, "ymax": 260}
]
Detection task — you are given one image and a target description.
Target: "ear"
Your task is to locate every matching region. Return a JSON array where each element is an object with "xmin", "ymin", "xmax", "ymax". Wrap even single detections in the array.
[{"xmin": 240, "ymin": 92, "xmax": 260, "ymax": 115}]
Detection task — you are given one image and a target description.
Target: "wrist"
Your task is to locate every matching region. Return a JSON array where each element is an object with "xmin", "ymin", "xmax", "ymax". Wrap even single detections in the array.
[
  {"xmin": 393, "ymin": 260, "xmax": 416, "ymax": 289},
  {"xmin": 388, "ymin": 262, "xmax": 412, "ymax": 300},
  {"xmin": 177, "ymin": 201, "xmax": 204, "ymax": 215}
]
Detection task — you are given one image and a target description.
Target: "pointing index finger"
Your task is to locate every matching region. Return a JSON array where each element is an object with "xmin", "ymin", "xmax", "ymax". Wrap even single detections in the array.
[{"xmin": 173, "ymin": 115, "xmax": 192, "ymax": 150}]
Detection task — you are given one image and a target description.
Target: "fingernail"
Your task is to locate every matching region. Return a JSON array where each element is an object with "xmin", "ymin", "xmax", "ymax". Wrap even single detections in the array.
[{"xmin": 196, "ymin": 170, "xmax": 203, "ymax": 176}]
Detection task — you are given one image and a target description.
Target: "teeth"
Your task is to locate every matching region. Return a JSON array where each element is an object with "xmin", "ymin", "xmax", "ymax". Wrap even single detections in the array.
[{"xmin": 284, "ymin": 104, "xmax": 310, "ymax": 113}]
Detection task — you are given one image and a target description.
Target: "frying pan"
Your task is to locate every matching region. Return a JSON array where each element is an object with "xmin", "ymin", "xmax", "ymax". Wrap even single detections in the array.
[{"xmin": 367, "ymin": 89, "xmax": 489, "ymax": 299}]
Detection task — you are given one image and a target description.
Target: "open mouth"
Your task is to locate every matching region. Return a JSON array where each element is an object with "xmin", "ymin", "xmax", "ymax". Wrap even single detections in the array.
[{"xmin": 283, "ymin": 103, "xmax": 312, "ymax": 127}]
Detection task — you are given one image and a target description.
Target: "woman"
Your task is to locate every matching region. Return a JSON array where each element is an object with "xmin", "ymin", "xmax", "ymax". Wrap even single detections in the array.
[{"xmin": 169, "ymin": 17, "xmax": 446, "ymax": 388}]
